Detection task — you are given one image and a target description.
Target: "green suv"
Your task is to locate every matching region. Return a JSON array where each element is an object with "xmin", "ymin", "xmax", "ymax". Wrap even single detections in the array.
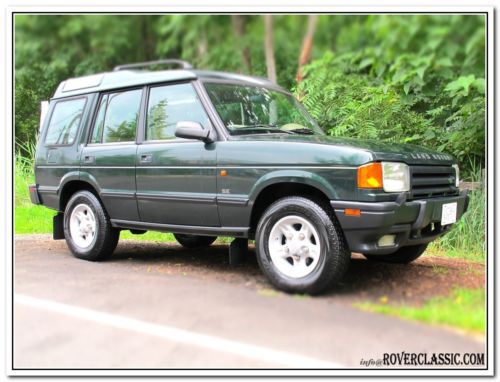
[{"xmin": 30, "ymin": 59, "xmax": 469, "ymax": 294}]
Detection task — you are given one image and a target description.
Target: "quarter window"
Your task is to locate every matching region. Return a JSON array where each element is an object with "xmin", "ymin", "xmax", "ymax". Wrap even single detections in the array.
[
  {"xmin": 146, "ymin": 83, "xmax": 210, "ymax": 141},
  {"xmin": 45, "ymin": 98, "xmax": 87, "ymax": 145},
  {"xmin": 91, "ymin": 89, "xmax": 142, "ymax": 143},
  {"xmin": 90, "ymin": 94, "xmax": 108, "ymax": 143}
]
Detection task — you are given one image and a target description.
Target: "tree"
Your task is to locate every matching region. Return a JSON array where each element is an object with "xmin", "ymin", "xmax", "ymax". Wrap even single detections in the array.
[
  {"xmin": 263, "ymin": 15, "xmax": 277, "ymax": 83},
  {"xmin": 296, "ymin": 15, "xmax": 318, "ymax": 84},
  {"xmin": 231, "ymin": 15, "xmax": 252, "ymax": 73}
]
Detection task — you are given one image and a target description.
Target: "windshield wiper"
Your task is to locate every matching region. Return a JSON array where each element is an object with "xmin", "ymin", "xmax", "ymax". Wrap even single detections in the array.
[
  {"xmin": 231, "ymin": 126, "xmax": 294, "ymax": 135},
  {"xmin": 286, "ymin": 128, "xmax": 315, "ymax": 135}
]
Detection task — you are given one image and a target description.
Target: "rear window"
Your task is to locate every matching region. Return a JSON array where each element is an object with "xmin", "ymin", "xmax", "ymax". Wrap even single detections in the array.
[{"xmin": 44, "ymin": 97, "xmax": 87, "ymax": 145}]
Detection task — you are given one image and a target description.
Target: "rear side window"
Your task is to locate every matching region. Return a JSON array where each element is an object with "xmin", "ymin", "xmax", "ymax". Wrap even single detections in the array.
[
  {"xmin": 44, "ymin": 98, "xmax": 87, "ymax": 145},
  {"xmin": 91, "ymin": 89, "xmax": 142, "ymax": 143}
]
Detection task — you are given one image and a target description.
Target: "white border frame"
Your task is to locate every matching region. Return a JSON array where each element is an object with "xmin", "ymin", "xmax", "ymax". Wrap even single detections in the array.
[{"xmin": 3, "ymin": 4, "xmax": 495, "ymax": 377}]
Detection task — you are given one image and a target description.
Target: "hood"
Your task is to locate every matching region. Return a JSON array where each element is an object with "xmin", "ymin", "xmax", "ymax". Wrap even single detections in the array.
[{"xmin": 232, "ymin": 134, "xmax": 455, "ymax": 166}]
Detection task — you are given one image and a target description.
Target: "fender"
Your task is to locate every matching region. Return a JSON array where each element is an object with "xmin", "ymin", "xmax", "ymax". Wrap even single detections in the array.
[
  {"xmin": 248, "ymin": 169, "xmax": 339, "ymax": 204},
  {"xmin": 57, "ymin": 171, "xmax": 81, "ymax": 195},
  {"xmin": 77, "ymin": 170, "xmax": 104, "ymax": 194}
]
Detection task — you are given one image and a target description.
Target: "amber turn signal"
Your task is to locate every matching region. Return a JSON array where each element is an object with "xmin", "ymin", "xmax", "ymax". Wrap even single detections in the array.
[
  {"xmin": 357, "ymin": 162, "xmax": 383, "ymax": 189},
  {"xmin": 220, "ymin": 169, "xmax": 228, "ymax": 177},
  {"xmin": 344, "ymin": 208, "xmax": 361, "ymax": 216}
]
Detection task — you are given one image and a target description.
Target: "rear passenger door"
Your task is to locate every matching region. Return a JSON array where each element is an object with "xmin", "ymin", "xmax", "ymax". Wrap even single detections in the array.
[
  {"xmin": 135, "ymin": 82, "xmax": 219, "ymax": 227},
  {"xmin": 80, "ymin": 88, "xmax": 143, "ymax": 222}
]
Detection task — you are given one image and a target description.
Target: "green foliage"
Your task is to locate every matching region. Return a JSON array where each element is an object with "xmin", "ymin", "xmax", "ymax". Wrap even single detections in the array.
[
  {"xmin": 297, "ymin": 15, "xmax": 485, "ymax": 176},
  {"xmin": 356, "ymin": 288, "xmax": 485, "ymax": 334},
  {"xmin": 15, "ymin": 15, "xmax": 161, "ymax": 150},
  {"xmin": 14, "ymin": 140, "xmax": 56, "ymax": 233},
  {"xmin": 297, "ymin": 52, "xmax": 431, "ymax": 144},
  {"xmin": 431, "ymin": 165, "xmax": 485, "ymax": 259},
  {"xmin": 15, "ymin": 15, "xmax": 485, "ymax": 175}
]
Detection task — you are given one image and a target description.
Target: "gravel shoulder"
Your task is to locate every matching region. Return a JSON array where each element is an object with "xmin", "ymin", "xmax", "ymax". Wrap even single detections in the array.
[{"xmin": 15, "ymin": 234, "xmax": 485, "ymax": 305}]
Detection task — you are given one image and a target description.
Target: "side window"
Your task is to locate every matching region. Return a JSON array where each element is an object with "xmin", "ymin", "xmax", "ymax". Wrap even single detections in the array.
[
  {"xmin": 91, "ymin": 89, "xmax": 142, "ymax": 144},
  {"xmin": 44, "ymin": 98, "xmax": 87, "ymax": 145},
  {"xmin": 146, "ymin": 83, "xmax": 210, "ymax": 141}
]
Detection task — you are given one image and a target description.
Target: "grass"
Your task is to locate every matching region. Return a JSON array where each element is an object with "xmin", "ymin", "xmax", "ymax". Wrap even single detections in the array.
[
  {"xmin": 429, "ymin": 184, "xmax": 485, "ymax": 262},
  {"xmin": 15, "ymin": 143, "xmax": 56, "ymax": 234},
  {"xmin": 355, "ymin": 288, "xmax": 485, "ymax": 335}
]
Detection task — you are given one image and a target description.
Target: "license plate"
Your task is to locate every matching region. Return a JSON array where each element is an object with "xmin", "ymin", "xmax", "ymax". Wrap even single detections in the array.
[{"xmin": 441, "ymin": 202, "xmax": 457, "ymax": 226}]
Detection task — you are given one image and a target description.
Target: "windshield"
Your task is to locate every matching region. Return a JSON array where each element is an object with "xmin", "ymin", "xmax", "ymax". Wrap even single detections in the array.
[{"xmin": 204, "ymin": 83, "xmax": 324, "ymax": 136}]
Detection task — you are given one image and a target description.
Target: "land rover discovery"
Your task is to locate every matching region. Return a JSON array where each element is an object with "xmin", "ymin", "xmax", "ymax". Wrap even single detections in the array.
[{"xmin": 29, "ymin": 59, "xmax": 469, "ymax": 294}]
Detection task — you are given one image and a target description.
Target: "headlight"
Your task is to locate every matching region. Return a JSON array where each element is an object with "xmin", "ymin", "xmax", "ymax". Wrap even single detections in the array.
[
  {"xmin": 452, "ymin": 164, "xmax": 460, "ymax": 187},
  {"xmin": 357, "ymin": 162, "xmax": 410, "ymax": 192},
  {"xmin": 381, "ymin": 162, "xmax": 410, "ymax": 192}
]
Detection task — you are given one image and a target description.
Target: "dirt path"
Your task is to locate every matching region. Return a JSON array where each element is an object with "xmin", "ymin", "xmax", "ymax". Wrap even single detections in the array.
[{"xmin": 16, "ymin": 234, "xmax": 485, "ymax": 305}]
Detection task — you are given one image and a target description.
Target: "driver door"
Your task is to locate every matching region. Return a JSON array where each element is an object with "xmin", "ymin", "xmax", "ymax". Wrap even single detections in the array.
[{"xmin": 135, "ymin": 82, "xmax": 219, "ymax": 227}]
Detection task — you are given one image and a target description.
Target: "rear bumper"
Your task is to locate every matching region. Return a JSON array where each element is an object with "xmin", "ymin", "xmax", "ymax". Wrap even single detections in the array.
[
  {"xmin": 331, "ymin": 190, "xmax": 469, "ymax": 255},
  {"xmin": 28, "ymin": 184, "xmax": 42, "ymax": 205}
]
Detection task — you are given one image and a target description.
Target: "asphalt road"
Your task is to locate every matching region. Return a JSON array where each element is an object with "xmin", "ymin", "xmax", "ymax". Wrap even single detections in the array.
[{"xmin": 13, "ymin": 234, "xmax": 485, "ymax": 370}]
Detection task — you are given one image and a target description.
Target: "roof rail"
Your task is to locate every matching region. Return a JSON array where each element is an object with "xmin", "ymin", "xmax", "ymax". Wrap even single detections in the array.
[{"xmin": 113, "ymin": 59, "xmax": 193, "ymax": 72}]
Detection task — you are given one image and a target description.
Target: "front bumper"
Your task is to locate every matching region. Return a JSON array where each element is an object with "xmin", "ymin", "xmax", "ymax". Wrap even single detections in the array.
[{"xmin": 331, "ymin": 190, "xmax": 469, "ymax": 255}]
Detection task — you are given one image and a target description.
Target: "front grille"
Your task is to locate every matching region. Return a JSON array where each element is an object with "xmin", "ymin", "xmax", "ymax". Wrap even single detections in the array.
[{"xmin": 410, "ymin": 165, "xmax": 458, "ymax": 199}]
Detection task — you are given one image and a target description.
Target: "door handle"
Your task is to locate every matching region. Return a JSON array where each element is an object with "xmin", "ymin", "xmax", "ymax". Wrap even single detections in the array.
[
  {"xmin": 140, "ymin": 154, "xmax": 152, "ymax": 164},
  {"xmin": 84, "ymin": 155, "xmax": 95, "ymax": 164}
]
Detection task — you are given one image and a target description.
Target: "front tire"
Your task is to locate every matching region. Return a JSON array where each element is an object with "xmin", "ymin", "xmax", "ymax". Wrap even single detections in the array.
[
  {"xmin": 174, "ymin": 234, "xmax": 217, "ymax": 249},
  {"xmin": 63, "ymin": 190, "xmax": 119, "ymax": 261},
  {"xmin": 363, "ymin": 244, "xmax": 428, "ymax": 263},
  {"xmin": 255, "ymin": 196, "xmax": 350, "ymax": 295}
]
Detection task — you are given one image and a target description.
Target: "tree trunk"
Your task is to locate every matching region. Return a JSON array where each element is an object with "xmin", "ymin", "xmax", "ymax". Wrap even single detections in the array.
[
  {"xmin": 263, "ymin": 15, "xmax": 277, "ymax": 84},
  {"xmin": 140, "ymin": 16, "xmax": 155, "ymax": 61},
  {"xmin": 296, "ymin": 15, "xmax": 318, "ymax": 84},
  {"xmin": 231, "ymin": 15, "xmax": 251, "ymax": 73}
]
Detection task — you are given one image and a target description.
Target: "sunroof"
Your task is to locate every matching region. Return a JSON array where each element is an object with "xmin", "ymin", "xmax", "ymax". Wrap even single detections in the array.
[{"xmin": 62, "ymin": 74, "xmax": 104, "ymax": 92}]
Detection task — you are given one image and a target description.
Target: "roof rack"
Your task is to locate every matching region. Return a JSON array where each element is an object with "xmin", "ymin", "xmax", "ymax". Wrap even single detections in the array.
[{"xmin": 113, "ymin": 59, "xmax": 193, "ymax": 72}]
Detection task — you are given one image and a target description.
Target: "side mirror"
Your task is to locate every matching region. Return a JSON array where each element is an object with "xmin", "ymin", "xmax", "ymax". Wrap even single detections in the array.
[{"xmin": 175, "ymin": 121, "xmax": 214, "ymax": 143}]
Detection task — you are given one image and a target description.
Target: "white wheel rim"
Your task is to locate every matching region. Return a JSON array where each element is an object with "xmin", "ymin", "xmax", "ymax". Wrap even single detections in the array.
[
  {"xmin": 268, "ymin": 215, "xmax": 322, "ymax": 279},
  {"xmin": 69, "ymin": 203, "xmax": 97, "ymax": 249}
]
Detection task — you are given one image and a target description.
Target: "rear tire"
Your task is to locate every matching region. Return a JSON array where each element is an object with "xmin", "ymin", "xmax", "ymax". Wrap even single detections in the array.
[
  {"xmin": 363, "ymin": 244, "xmax": 428, "ymax": 264},
  {"xmin": 255, "ymin": 196, "xmax": 350, "ymax": 295},
  {"xmin": 63, "ymin": 190, "xmax": 119, "ymax": 261},
  {"xmin": 174, "ymin": 234, "xmax": 217, "ymax": 248}
]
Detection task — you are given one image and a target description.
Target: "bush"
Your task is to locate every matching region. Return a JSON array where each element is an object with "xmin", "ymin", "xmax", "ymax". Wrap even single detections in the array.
[{"xmin": 296, "ymin": 52, "xmax": 430, "ymax": 143}]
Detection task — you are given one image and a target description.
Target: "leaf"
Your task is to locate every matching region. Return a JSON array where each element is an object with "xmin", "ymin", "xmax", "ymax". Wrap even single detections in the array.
[
  {"xmin": 416, "ymin": 66, "xmax": 426, "ymax": 80},
  {"xmin": 358, "ymin": 57, "xmax": 373, "ymax": 70},
  {"xmin": 473, "ymin": 78, "xmax": 485, "ymax": 94},
  {"xmin": 375, "ymin": 63, "xmax": 387, "ymax": 77},
  {"xmin": 445, "ymin": 75, "xmax": 476, "ymax": 97},
  {"xmin": 392, "ymin": 69, "xmax": 408, "ymax": 84},
  {"xmin": 436, "ymin": 57, "xmax": 453, "ymax": 67},
  {"xmin": 424, "ymin": 129, "xmax": 436, "ymax": 139},
  {"xmin": 403, "ymin": 82, "xmax": 411, "ymax": 95}
]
